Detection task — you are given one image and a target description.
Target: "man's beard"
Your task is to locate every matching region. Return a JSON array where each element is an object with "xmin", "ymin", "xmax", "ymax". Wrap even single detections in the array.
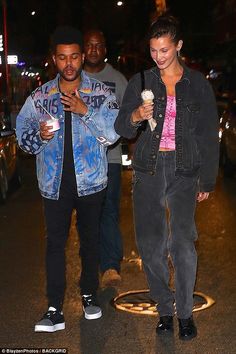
[
  {"xmin": 84, "ymin": 59, "xmax": 104, "ymax": 68},
  {"xmin": 58, "ymin": 65, "xmax": 83, "ymax": 82}
]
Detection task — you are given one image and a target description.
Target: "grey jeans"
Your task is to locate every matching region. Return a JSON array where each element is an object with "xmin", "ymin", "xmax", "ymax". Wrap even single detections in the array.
[{"xmin": 133, "ymin": 151, "xmax": 198, "ymax": 319}]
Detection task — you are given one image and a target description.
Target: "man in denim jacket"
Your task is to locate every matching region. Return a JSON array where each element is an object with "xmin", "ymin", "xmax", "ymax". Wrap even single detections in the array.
[{"xmin": 16, "ymin": 26, "xmax": 119, "ymax": 332}]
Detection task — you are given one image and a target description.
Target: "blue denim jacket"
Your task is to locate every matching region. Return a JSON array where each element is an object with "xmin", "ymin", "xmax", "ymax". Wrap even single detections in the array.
[
  {"xmin": 16, "ymin": 71, "xmax": 120, "ymax": 199},
  {"xmin": 115, "ymin": 65, "xmax": 219, "ymax": 192}
]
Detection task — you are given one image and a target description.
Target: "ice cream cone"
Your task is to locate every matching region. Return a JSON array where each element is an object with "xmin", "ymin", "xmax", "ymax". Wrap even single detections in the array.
[
  {"xmin": 141, "ymin": 90, "xmax": 156, "ymax": 131},
  {"xmin": 141, "ymin": 89, "xmax": 154, "ymax": 103},
  {"xmin": 143, "ymin": 99, "xmax": 154, "ymax": 105}
]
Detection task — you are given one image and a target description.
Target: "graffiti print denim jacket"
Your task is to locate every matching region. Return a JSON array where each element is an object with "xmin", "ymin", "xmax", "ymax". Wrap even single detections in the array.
[{"xmin": 16, "ymin": 71, "xmax": 120, "ymax": 199}]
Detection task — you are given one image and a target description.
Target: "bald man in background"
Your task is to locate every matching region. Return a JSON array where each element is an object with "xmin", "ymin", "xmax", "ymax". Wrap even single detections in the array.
[{"xmin": 83, "ymin": 30, "xmax": 128, "ymax": 287}]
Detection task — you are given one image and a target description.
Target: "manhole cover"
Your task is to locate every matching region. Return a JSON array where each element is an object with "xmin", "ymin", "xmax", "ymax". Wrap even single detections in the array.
[{"xmin": 113, "ymin": 289, "xmax": 215, "ymax": 315}]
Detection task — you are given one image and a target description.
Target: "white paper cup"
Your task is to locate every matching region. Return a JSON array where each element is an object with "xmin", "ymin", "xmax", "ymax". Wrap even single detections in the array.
[{"xmin": 46, "ymin": 119, "xmax": 60, "ymax": 132}]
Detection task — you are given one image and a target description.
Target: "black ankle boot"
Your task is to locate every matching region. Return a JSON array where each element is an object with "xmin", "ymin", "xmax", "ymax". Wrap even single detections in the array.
[
  {"xmin": 156, "ymin": 315, "xmax": 173, "ymax": 334},
  {"xmin": 178, "ymin": 316, "xmax": 197, "ymax": 341}
]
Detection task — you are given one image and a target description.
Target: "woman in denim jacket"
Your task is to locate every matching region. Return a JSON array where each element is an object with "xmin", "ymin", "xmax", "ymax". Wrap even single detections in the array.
[{"xmin": 115, "ymin": 15, "xmax": 219, "ymax": 341}]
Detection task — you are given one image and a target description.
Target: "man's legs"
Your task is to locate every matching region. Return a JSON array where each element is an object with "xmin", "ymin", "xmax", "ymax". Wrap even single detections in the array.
[
  {"xmin": 43, "ymin": 196, "xmax": 74, "ymax": 311},
  {"xmin": 75, "ymin": 189, "xmax": 106, "ymax": 295},
  {"xmin": 75, "ymin": 189, "xmax": 105, "ymax": 320},
  {"xmin": 100, "ymin": 163, "xmax": 123, "ymax": 285},
  {"xmin": 34, "ymin": 195, "xmax": 73, "ymax": 332}
]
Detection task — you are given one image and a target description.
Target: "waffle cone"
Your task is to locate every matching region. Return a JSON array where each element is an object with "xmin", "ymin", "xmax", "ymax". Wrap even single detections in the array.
[{"xmin": 143, "ymin": 99, "xmax": 153, "ymax": 104}]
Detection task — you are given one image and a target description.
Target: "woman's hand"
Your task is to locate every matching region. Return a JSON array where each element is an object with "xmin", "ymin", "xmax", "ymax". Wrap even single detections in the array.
[
  {"xmin": 61, "ymin": 90, "xmax": 88, "ymax": 116},
  {"xmin": 131, "ymin": 102, "xmax": 154, "ymax": 123},
  {"xmin": 197, "ymin": 192, "xmax": 209, "ymax": 202}
]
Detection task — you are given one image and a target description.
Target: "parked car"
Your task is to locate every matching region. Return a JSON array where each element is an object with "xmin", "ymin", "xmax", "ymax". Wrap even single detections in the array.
[
  {"xmin": 220, "ymin": 100, "xmax": 236, "ymax": 177},
  {"xmin": 0, "ymin": 115, "xmax": 21, "ymax": 203}
]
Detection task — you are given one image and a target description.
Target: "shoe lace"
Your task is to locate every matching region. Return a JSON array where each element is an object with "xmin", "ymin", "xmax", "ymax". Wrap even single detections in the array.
[
  {"xmin": 82, "ymin": 294, "xmax": 95, "ymax": 306},
  {"xmin": 45, "ymin": 310, "xmax": 57, "ymax": 318}
]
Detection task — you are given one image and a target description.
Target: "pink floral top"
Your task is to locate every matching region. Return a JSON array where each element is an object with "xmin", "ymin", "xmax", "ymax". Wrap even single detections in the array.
[{"xmin": 159, "ymin": 95, "xmax": 176, "ymax": 150}]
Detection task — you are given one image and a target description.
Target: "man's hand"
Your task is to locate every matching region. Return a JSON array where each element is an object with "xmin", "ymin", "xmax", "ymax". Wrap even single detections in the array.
[
  {"xmin": 197, "ymin": 192, "xmax": 209, "ymax": 202},
  {"xmin": 60, "ymin": 90, "xmax": 88, "ymax": 116},
  {"xmin": 40, "ymin": 122, "xmax": 55, "ymax": 140}
]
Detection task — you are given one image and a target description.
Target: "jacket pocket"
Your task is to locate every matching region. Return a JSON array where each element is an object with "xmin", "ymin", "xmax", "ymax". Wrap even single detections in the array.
[
  {"xmin": 186, "ymin": 103, "xmax": 200, "ymax": 114},
  {"xmin": 133, "ymin": 131, "xmax": 148, "ymax": 161},
  {"xmin": 186, "ymin": 103, "xmax": 200, "ymax": 128}
]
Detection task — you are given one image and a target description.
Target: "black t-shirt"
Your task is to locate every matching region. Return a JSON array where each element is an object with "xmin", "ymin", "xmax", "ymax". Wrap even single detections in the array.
[{"xmin": 60, "ymin": 110, "xmax": 77, "ymax": 196}]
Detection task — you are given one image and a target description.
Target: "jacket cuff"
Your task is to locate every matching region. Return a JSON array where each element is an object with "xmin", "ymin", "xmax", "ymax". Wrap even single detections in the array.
[
  {"xmin": 199, "ymin": 182, "xmax": 215, "ymax": 192},
  {"xmin": 130, "ymin": 117, "xmax": 142, "ymax": 128},
  {"xmin": 38, "ymin": 131, "xmax": 49, "ymax": 144},
  {"xmin": 83, "ymin": 106, "xmax": 94, "ymax": 121}
]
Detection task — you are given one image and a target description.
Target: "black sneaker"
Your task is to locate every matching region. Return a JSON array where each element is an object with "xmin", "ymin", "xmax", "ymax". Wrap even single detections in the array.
[
  {"xmin": 82, "ymin": 294, "xmax": 102, "ymax": 320},
  {"xmin": 34, "ymin": 307, "xmax": 65, "ymax": 332},
  {"xmin": 178, "ymin": 316, "xmax": 197, "ymax": 341},
  {"xmin": 156, "ymin": 315, "xmax": 174, "ymax": 334}
]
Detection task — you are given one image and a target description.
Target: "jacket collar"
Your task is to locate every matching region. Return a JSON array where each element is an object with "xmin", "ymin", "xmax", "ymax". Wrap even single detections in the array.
[
  {"xmin": 79, "ymin": 71, "xmax": 93, "ymax": 94},
  {"xmin": 52, "ymin": 71, "xmax": 93, "ymax": 95}
]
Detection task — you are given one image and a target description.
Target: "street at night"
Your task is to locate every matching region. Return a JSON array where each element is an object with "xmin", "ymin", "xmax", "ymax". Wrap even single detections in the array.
[
  {"xmin": 1, "ymin": 0, "xmax": 236, "ymax": 353},
  {"xmin": 0, "ymin": 155, "xmax": 235, "ymax": 353}
]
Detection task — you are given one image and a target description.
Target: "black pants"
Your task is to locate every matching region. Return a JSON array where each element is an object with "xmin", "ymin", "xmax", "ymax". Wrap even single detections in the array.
[
  {"xmin": 100, "ymin": 163, "xmax": 123, "ymax": 273},
  {"xmin": 43, "ymin": 189, "xmax": 105, "ymax": 311},
  {"xmin": 133, "ymin": 151, "xmax": 198, "ymax": 319}
]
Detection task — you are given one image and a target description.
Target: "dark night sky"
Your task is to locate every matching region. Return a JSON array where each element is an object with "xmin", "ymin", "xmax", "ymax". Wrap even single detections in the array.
[{"xmin": 2, "ymin": 0, "xmax": 216, "ymax": 67}]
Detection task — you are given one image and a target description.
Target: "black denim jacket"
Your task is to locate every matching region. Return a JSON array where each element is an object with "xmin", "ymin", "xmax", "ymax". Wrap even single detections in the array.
[{"xmin": 115, "ymin": 65, "xmax": 219, "ymax": 192}]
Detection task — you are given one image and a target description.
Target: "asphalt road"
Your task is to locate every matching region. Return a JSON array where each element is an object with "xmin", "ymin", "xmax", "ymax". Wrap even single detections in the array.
[{"xmin": 0, "ymin": 154, "xmax": 235, "ymax": 354}]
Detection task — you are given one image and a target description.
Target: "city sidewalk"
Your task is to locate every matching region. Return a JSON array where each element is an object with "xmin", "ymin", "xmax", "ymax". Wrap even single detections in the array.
[{"xmin": 0, "ymin": 157, "xmax": 235, "ymax": 353}]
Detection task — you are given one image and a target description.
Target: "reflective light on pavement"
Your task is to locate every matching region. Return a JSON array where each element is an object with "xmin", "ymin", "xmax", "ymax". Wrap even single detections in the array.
[{"xmin": 113, "ymin": 290, "xmax": 215, "ymax": 315}]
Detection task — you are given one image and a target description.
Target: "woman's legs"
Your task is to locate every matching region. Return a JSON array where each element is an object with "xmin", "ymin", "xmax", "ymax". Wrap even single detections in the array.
[
  {"xmin": 133, "ymin": 153, "xmax": 174, "ymax": 316},
  {"xmin": 133, "ymin": 152, "xmax": 198, "ymax": 318},
  {"xmin": 167, "ymin": 173, "xmax": 198, "ymax": 319}
]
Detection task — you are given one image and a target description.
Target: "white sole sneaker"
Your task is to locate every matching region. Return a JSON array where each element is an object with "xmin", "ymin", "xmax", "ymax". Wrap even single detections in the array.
[
  {"xmin": 83, "ymin": 308, "xmax": 102, "ymax": 320},
  {"xmin": 35, "ymin": 323, "xmax": 65, "ymax": 332}
]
